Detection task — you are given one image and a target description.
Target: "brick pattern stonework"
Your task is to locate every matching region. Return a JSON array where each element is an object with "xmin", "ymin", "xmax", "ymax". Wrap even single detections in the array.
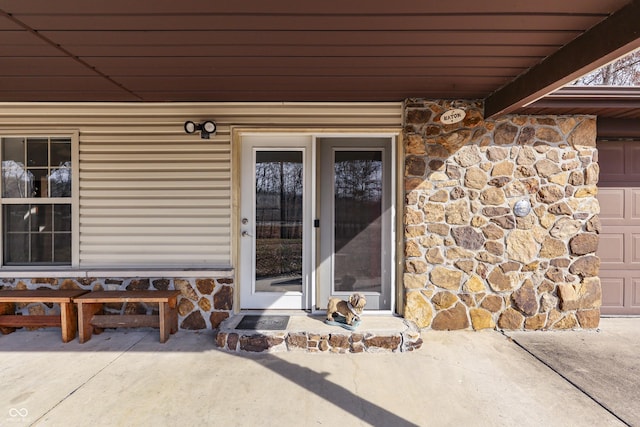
[
  {"xmin": 0, "ymin": 277, "xmax": 233, "ymax": 330},
  {"xmin": 403, "ymin": 99, "xmax": 601, "ymax": 330}
]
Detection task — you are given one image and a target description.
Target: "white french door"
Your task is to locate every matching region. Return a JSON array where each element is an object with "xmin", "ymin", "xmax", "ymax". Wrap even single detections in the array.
[
  {"xmin": 239, "ymin": 134, "xmax": 394, "ymax": 311},
  {"xmin": 239, "ymin": 135, "xmax": 313, "ymax": 309},
  {"xmin": 317, "ymin": 137, "xmax": 393, "ymax": 310}
]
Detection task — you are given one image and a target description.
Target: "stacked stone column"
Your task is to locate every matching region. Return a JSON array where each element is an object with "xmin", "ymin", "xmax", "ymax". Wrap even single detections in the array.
[{"xmin": 403, "ymin": 99, "xmax": 601, "ymax": 330}]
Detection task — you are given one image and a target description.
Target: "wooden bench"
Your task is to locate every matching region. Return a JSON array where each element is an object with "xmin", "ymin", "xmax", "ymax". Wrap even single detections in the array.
[
  {"xmin": 75, "ymin": 290, "xmax": 181, "ymax": 343},
  {"xmin": 0, "ymin": 289, "xmax": 89, "ymax": 343}
]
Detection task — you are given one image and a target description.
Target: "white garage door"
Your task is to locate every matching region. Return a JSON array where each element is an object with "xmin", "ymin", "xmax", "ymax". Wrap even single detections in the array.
[{"xmin": 597, "ymin": 140, "xmax": 640, "ymax": 315}]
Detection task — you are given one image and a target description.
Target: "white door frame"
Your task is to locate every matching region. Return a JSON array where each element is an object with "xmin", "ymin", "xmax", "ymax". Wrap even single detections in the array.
[
  {"xmin": 237, "ymin": 132, "xmax": 396, "ymax": 313},
  {"xmin": 317, "ymin": 137, "xmax": 394, "ymax": 311},
  {"xmin": 239, "ymin": 134, "xmax": 314, "ymax": 309}
]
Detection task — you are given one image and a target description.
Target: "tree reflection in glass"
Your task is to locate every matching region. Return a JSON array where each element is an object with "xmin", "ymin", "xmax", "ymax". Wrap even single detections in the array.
[
  {"xmin": 334, "ymin": 151, "xmax": 383, "ymax": 293},
  {"xmin": 254, "ymin": 151, "xmax": 303, "ymax": 293}
]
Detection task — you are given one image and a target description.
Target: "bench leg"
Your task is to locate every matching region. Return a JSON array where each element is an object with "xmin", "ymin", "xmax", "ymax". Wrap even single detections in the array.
[
  {"xmin": 159, "ymin": 302, "xmax": 170, "ymax": 343},
  {"xmin": 59, "ymin": 301, "xmax": 77, "ymax": 343},
  {"xmin": 78, "ymin": 302, "xmax": 102, "ymax": 343},
  {"xmin": 168, "ymin": 297, "xmax": 179, "ymax": 334},
  {"xmin": 170, "ymin": 306, "xmax": 178, "ymax": 334},
  {"xmin": 0, "ymin": 302, "xmax": 17, "ymax": 335}
]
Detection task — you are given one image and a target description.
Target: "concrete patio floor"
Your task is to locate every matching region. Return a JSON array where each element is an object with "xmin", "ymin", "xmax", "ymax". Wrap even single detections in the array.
[
  {"xmin": 504, "ymin": 317, "xmax": 640, "ymax": 426},
  {"xmin": 0, "ymin": 318, "xmax": 637, "ymax": 426}
]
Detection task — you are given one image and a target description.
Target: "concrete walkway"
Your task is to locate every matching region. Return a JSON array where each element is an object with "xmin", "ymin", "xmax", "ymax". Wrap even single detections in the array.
[
  {"xmin": 0, "ymin": 318, "xmax": 636, "ymax": 427},
  {"xmin": 505, "ymin": 318, "xmax": 639, "ymax": 427}
]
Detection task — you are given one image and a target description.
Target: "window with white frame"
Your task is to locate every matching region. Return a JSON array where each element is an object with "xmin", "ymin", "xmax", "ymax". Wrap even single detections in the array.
[{"xmin": 1, "ymin": 136, "xmax": 73, "ymax": 266}]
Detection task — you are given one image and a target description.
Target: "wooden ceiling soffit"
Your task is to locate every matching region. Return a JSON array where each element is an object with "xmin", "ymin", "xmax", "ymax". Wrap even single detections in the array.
[{"xmin": 484, "ymin": 0, "xmax": 640, "ymax": 119}]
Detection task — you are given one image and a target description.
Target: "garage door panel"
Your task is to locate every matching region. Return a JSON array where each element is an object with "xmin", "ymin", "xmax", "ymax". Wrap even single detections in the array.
[
  {"xmin": 599, "ymin": 142, "xmax": 625, "ymax": 181},
  {"xmin": 597, "ymin": 232, "xmax": 624, "ymax": 264},
  {"xmin": 597, "ymin": 188, "xmax": 625, "ymax": 220},
  {"xmin": 634, "ymin": 190, "xmax": 640, "ymax": 219},
  {"xmin": 600, "ymin": 275, "xmax": 625, "ymax": 308},
  {"xmin": 629, "ymin": 144, "xmax": 640, "ymax": 175},
  {"xmin": 598, "ymin": 140, "xmax": 640, "ymax": 315}
]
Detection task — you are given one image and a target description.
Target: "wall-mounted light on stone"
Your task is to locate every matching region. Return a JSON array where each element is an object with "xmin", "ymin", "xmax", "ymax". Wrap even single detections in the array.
[{"xmin": 513, "ymin": 199, "xmax": 532, "ymax": 217}]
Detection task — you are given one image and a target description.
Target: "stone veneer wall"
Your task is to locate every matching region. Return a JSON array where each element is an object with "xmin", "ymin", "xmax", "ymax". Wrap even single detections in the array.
[
  {"xmin": 403, "ymin": 99, "xmax": 601, "ymax": 331},
  {"xmin": 0, "ymin": 277, "xmax": 233, "ymax": 330}
]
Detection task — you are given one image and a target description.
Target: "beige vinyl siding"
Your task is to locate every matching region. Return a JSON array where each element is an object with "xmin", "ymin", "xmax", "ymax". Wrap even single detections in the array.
[
  {"xmin": 79, "ymin": 138, "xmax": 230, "ymax": 267},
  {"xmin": 0, "ymin": 102, "xmax": 402, "ymax": 269}
]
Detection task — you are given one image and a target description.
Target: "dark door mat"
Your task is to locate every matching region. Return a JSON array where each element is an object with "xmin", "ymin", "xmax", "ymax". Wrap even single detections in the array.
[{"xmin": 235, "ymin": 315, "xmax": 290, "ymax": 330}]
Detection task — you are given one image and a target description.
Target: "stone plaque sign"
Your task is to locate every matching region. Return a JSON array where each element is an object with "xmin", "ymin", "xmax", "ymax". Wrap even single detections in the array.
[{"xmin": 440, "ymin": 108, "xmax": 466, "ymax": 124}]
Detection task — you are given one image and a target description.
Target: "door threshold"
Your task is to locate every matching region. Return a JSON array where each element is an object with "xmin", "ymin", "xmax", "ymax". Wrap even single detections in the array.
[
  {"xmin": 238, "ymin": 309, "xmax": 397, "ymax": 316},
  {"xmin": 239, "ymin": 309, "xmax": 312, "ymax": 316},
  {"xmin": 310, "ymin": 309, "xmax": 396, "ymax": 316}
]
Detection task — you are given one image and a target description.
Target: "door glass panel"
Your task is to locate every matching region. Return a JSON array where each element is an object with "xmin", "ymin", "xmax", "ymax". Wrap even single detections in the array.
[
  {"xmin": 333, "ymin": 151, "xmax": 382, "ymax": 293},
  {"xmin": 254, "ymin": 151, "xmax": 303, "ymax": 293}
]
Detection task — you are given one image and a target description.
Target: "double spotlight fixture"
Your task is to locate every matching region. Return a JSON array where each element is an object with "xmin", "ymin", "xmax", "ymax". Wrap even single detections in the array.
[{"xmin": 184, "ymin": 120, "xmax": 217, "ymax": 139}]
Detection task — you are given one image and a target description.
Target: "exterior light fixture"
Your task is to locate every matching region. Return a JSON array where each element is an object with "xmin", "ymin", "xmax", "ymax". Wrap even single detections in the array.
[
  {"xmin": 514, "ymin": 199, "xmax": 532, "ymax": 217},
  {"xmin": 184, "ymin": 120, "xmax": 217, "ymax": 139}
]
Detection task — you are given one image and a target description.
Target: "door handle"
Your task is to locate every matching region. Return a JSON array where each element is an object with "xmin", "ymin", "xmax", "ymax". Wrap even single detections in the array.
[{"xmin": 241, "ymin": 231, "xmax": 253, "ymax": 237}]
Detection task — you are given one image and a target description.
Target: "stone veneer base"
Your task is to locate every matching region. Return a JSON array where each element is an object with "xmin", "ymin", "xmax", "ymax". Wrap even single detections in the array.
[
  {"xmin": 0, "ymin": 276, "xmax": 234, "ymax": 331},
  {"xmin": 215, "ymin": 315, "xmax": 423, "ymax": 353}
]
